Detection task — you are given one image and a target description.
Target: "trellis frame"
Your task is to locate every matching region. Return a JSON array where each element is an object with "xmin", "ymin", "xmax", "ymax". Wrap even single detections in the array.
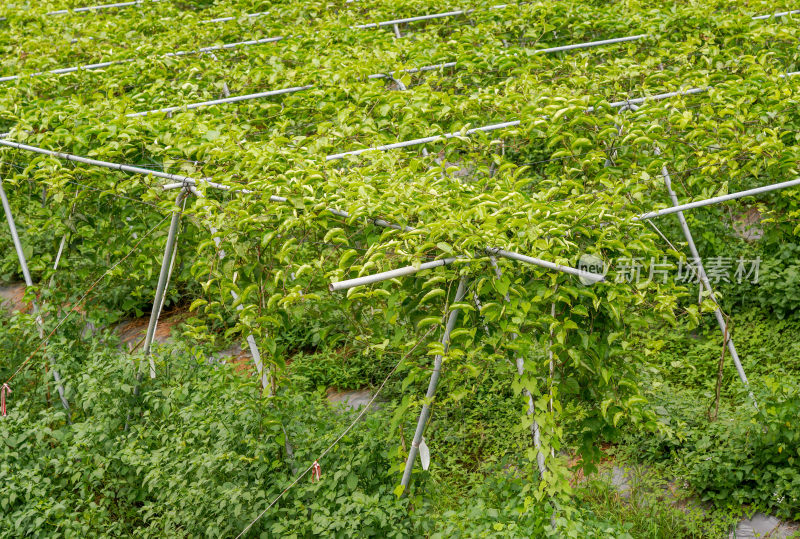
[{"xmin": 0, "ymin": 1, "xmax": 798, "ymax": 523}]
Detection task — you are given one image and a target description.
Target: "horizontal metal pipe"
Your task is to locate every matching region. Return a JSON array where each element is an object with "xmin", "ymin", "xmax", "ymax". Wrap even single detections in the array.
[
  {"xmin": 486, "ymin": 248, "xmax": 604, "ymax": 282},
  {"xmin": 366, "ymin": 34, "xmax": 646, "ymax": 83},
  {"xmin": 45, "ymin": 0, "xmax": 163, "ymax": 16},
  {"xmin": 200, "ymin": 11, "xmax": 269, "ymax": 24},
  {"xmin": 601, "ymin": 86, "xmax": 709, "ymax": 111},
  {"xmin": 752, "ymin": 9, "xmax": 800, "ymax": 19},
  {"xmin": 367, "ymin": 61, "xmax": 459, "ymax": 80},
  {"xmin": 126, "ymin": 85, "xmax": 313, "ymax": 117},
  {"xmin": 326, "ymin": 121, "xmax": 520, "ymax": 160},
  {"xmin": 328, "ymin": 80, "xmax": 706, "ymax": 160},
  {"xmin": 0, "ymin": 59, "xmax": 135, "ymax": 83},
  {"xmin": 354, "ymin": 9, "xmax": 470, "ymax": 28},
  {"xmin": 533, "ymin": 33, "xmax": 648, "ymax": 55},
  {"xmin": 330, "ymin": 257, "xmax": 461, "ymax": 290},
  {"xmin": 327, "ymin": 208, "xmax": 414, "ymax": 231},
  {"xmin": 326, "ymin": 86, "xmax": 701, "ymax": 159},
  {"xmin": 330, "ymin": 244, "xmax": 606, "ymax": 290},
  {"xmin": 356, "ymin": 3, "xmax": 509, "ymax": 27},
  {"xmin": 634, "ymin": 177, "xmax": 800, "ymax": 220},
  {"xmin": 0, "ymin": 35, "xmax": 283, "ymax": 83},
  {"xmin": 0, "ymin": 138, "xmax": 241, "ymax": 191},
  {"xmin": 162, "ymin": 36, "xmax": 284, "ymax": 58}
]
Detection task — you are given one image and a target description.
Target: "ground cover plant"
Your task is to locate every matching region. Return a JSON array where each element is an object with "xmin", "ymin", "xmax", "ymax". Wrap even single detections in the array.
[{"xmin": 0, "ymin": 0, "xmax": 798, "ymax": 536}]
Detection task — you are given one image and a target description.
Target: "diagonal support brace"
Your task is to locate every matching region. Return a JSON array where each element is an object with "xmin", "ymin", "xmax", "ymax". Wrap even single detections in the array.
[
  {"xmin": 209, "ymin": 227, "xmax": 270, "ymax": 392},
  {"xmin": 142, "ymin": 186, "xmax": 188, "ymax": 378},
  {"xmin": 0, "ymin": 175, "xmax": 71, "ymax": 418},
  {"xmin": 655, "ymin": 148, "xmax": 753, "ymax": 394},
  {"xmin": 489, "ymin": 256, "xmax": 548, "ymax": 478},
  {"xmin": 400, "ymin": 277, "xmax": 468, "ymax": 493}
]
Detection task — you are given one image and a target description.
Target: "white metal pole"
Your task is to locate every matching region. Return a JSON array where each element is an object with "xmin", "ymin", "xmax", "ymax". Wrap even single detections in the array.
[
  {"xmin": 366, "ymin": 34, "xmax": 648, "ymax": 84},
  {"xmin": 326, "ymin": 121, "xmax": 521, "ymax": 160},
  {"xmin": 326, "ymin": 87, "xmax": 708, "ymax": 160},
  {"xmin": 489, "ymin": 257, "xmax": 547, "ymax": 478},
  {"xmin": 400, "ymin": 277, "xmax": 468, "ymax": 493},
  {"xmin": 0, "ymin": 36, "xmax": 284, "ymax": 84},
  {"xmin": 533, "ymin": 34, "xmax": 648, "ymax": 55},
  {"xmin": 200, "ymin": 11, "xmax": 269, "ymax": 24},
  {"xmin": 44, "ymin": 0, "xmax": 164, "ymax": 16},
  {"xmin": 330, "ymin": 249, "xmax": 604, "ymax": 291},
  {"xmin": 752, "ymin": 9, "xmax": 800, "ymax": 19},
  {"xmin": 0, "ymin": 139, "xmax": 234, "ymax": 191},
  {"xmin": 142, "ymin": 187, "xmax": 187, "ymax": 378},
  {"xmin": 654, "ymin": 148, "xmax": 752, "ymax": 389},
  {"xmin": 0, "ymin": 175, "xmax": 71, "ymax": 416},
  {"xmin": 330, "ymin": 258, "xmax": 461, "ymax": 291},
  {"xmin": 209, "ymin": 228, "xmax": 270, "ymax": 392},
  {"xmin": 126, "ymin": 85, "xmax": 313, "ymax": 117},
  {"xmin": 634, "ymin": 177, "xmax": 800, "ymax": 220}
]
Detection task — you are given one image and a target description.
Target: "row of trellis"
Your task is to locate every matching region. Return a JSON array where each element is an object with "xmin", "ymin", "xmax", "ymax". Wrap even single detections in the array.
[{"xmin": 1, "ymin": 0, "xmax": 798, "ymax": 515}]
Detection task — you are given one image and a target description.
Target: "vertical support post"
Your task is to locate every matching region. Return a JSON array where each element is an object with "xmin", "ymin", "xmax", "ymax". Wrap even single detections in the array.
[
  {"xmin": 655, "ymin": 147, "xmax": 752, "ymax": 391},
  {"xmin": 392, "ymin": 23, "xmax": 402, "ymax": 38},
  {"xmin": 489, "ymin": 256, "xmax": 548, "ymax": 478},
  {"xmin": 0, "ymin": 175, "xmax": 71, "ymax": 417},
  {"xmin": 141, "ymin": 187, "xmax": 187, "ymax": 378},
  {"xmin": 400, "ymin": 277, "xmax": 468, "ymax": 493},
  {"xmin": 209, "ymin": 228, "xmax": 270, "ymax": 392}
]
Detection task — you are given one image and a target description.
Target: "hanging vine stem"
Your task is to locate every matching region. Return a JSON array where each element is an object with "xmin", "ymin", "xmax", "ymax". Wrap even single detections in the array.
[
  {"xmin": 548, "ymin": 292, "xmax": 557, "ymax": 459},
  {"xmin": 487, "ymin": 256, "xmax": 548, "ymax": 479},
  {"xmin": 708, "ymin": 317, "xmax": 732, "ymax": 422}
]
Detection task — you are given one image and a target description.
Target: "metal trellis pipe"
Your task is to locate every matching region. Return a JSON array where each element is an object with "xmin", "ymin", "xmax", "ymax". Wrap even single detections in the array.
[
  {"xmin": 533, "ymin": 33, "xmax": 648, "ymax": 55},
  {"xmin": 752, "ymin": 9, "xmax": 800, "ymax": 20},
  {"xmin": 126, "ymin": 85, "xmax": 313, "ymax": 117},
  {"xmin": 326, "ymin": 121, "xmax": 521, "ymax": 160},
  {"xmin": 0, "ymin": 36, "xmax": 284, "ymax": 84},
  {"xmin": 330, "ymin": 258, "xmax": 462, "ymax": 291},
  {"xmin": 633, "ymin": 177, "xmax": 800, "ymax": 221},
  {"xmin": 366, "ymin": 33, "xmax": 648, "ymax": 84},
  {"xmin": 326, "ymin": 86, "xmax": 709, "ymax": 160},
  {"xmin": 400, "ymin": 277, "xmax": 468, "ymax": 493},
  {"xmin": 0, "ymin": 175, "xmax": 71, "ymax": 417},
  {"xmin": 489, "ymin": 256, "xmax": 547, "ymax": 478},
  {"xmin": 486, "ymin": 248, "xmax": 604, "ymax": 281},
  {"xmin": 652, "ymin": 147, "xmax": 753, "ymax": 393},
  {"xmin": 330, "ymin": 248, "xmax": 604, "ymax": 291},
  {"xmin": 0, "ymin": 139, "xmax": 234, "ymax": 191},
  {"xmin": 141, "ymin": 187, "xmax": 188, "ymax": 378},
  {"xmin": 354, "ymin": 3, "xmax": 510, "ymax": 29},
  {"xmin": 200, "ymin": 11, "xmax": 269, "ymax": 24},
  {"xmin": 209, "ymin": 228, "xmax": 270, "ymax": 392},
  {"xmin": 44, "ymin": 0, "xmax": 164, "ymax": 16}
]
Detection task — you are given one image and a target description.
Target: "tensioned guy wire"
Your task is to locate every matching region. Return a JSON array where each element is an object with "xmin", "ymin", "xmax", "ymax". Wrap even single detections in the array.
[
  {"xmin": 234, "ymin": 323, "xmax": 440, "ymax": 539},
  {"xmin": 1, "ymin": 210, "xmax": 171, "ymax": 387}
]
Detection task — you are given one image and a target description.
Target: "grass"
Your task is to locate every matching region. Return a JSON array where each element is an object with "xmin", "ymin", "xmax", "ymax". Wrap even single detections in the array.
[{"xmin": 576, "ymin": 467, "xmax": 738, "ymax": 538}]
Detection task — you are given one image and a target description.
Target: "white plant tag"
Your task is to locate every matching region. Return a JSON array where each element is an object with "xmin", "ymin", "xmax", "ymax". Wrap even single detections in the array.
[{"xmin": 419, "ymin": 437, "xmax": 431, "ymax": 471}]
